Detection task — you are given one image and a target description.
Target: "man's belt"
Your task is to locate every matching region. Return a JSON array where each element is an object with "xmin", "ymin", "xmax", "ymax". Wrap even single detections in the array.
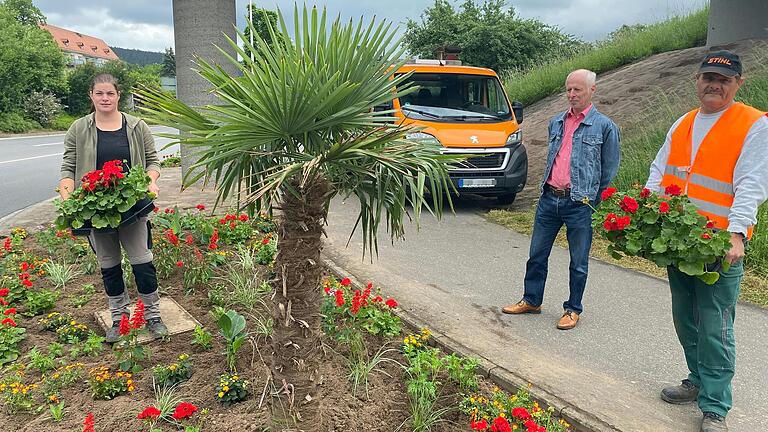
[{"xmin": 545, "ymin": 184, "xmax": 570, "ymax": 197}]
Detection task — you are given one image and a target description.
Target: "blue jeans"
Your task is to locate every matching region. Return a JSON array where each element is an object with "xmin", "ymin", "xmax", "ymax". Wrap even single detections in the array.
[{"xmin": 522, "ymin": 189, "xmax": 594, "ymax": 314}]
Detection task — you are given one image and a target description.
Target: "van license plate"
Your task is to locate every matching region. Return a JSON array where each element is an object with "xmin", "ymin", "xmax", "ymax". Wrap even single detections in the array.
[{"xmin": 459, "ymin": 179, "xmax": 496, "ymax": 188}]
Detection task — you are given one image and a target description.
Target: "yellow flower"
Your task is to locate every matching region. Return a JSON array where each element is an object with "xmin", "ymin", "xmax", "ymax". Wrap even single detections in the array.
[
  {"xmin": 499, "ymin": 412, "xmax": 506, "ymax": 418},
  {"xmin": 222, "ymin": 386, "xmax": 229, "ymax": 392},
  {"xmin": 232, "ymin": 375, "xmax": 238, "ymax": 381},
  {"xmin": 218, "ymin": 392, "xmax": 224, "ymax": 398}
]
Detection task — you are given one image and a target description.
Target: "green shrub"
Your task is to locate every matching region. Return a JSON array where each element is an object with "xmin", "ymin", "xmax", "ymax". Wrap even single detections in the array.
[
  {"xmin": 0, "ymin": 111, "xmax": 40, "ymax": 133},
  {"xmin": 50, "ymin": 113, "xmax": 76, "ymax": 130},
  {"xmin": 23, "ymin": 91, "xmax": 62, "ymax": 127}
]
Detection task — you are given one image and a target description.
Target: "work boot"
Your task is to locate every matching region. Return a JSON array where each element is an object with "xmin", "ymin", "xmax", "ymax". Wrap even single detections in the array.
[
  {"xmin": 700, "ymin": 412, "xmax": 728, "ymax": 432},
  {"xmin": 106, "ymin": 291, "xmax": 131, "ymax": 343},
  {"xmin": 502, "ymin": 300, "xmax": 541, "ymax": 314},
  {"xmin": 661, "ymin": 379, "xmax": 699, "ymax": 404},
  {"xmin": 146, "ymin": 317, "xmax": 169, "ymax": 338},
  {"xmin": 138, "ymin": 290, "xmax": 168, "ymax": 338},
  {"xmin": 105, "ymin": 318, "xmax": 125, "ymax": 344}
]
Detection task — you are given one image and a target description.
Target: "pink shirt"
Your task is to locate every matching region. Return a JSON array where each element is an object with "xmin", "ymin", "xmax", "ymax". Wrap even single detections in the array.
[{"xmin": 547, "ymin": 104, "xmax": 593, "ymax": 189}]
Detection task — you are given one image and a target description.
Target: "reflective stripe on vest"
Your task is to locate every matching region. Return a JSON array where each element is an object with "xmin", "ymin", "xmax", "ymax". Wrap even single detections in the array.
[{"xmin": 660, "ymin": 103, "xmax": 766, "ymax": 238}]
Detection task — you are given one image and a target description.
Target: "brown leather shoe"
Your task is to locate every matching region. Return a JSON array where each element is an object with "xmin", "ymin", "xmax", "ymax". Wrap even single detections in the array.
[
  {"xmin": 556, "ymin": 310, "xmax": 580, "ymax": 330},
  {"xmin": 502, "ymin": 300, "xmax": 541, "ymax": 314}
]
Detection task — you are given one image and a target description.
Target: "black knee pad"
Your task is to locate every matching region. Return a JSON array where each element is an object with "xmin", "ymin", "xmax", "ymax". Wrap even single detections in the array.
[
  {"xmin": 100, "ymin": 264, "xmax": 125, "ymax": 296},
  {"xmin": 132, "ymin": 262, "xmax": 158, "ymax": 294}
]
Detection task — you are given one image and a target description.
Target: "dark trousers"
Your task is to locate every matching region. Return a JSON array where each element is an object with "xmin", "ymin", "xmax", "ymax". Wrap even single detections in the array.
[
  {"xmin": 522, "ymin": 189, "xmax": 594, "ymax": 314},
  {"xmin": 667, "ymin": 261, "xmax": 742, "ymax": 417}
]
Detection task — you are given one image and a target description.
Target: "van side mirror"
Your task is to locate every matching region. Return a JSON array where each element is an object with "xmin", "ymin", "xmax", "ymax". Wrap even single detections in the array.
[
  {"xmin": 373, "ymin": 101, "xmax": 393, "ymax": 112},
  {"xmin": 512, "ymin": 100, "xmax": 523, "ymax": 124}
]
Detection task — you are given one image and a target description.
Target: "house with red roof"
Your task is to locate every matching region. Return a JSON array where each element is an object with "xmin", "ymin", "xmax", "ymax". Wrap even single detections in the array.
[{"xmin": 41, "ymin": 23, "xmax": 119, "ymax": 67}]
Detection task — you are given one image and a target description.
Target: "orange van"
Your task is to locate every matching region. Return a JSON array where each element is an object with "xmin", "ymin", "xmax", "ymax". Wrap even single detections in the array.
[{"xmin": 388, "ymin": 60, "xmax": 527, "ymax": 204}]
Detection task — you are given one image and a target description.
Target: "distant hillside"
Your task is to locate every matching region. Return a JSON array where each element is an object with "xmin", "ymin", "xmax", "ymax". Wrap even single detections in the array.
[{"xmin": 112, "ymin": 47, "xmax": 163, "ymax": 66}]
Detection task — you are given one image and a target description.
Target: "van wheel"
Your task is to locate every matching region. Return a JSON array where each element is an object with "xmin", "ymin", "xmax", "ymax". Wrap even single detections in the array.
[{"xmin": 496, "ymin": 193, "xmax": 516, "ymax": 205}]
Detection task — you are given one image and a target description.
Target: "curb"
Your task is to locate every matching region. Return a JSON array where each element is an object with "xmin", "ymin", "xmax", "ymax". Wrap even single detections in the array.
[
  {"xmin": 0, "ymin": 197, "xmax": 57, "ymax": 231},
  {"xmin": 322, "ymin": 256, "xmax": 621, "ymax": 432}
]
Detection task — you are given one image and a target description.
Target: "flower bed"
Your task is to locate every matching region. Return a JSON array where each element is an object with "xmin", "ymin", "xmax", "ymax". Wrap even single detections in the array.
[{"xmin": 0, "ymin": 207, "xmax": 572, "ymax": 432}]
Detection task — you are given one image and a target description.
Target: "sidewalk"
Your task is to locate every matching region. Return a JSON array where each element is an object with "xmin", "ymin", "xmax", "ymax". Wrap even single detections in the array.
[{"xmin": 3, "ymin": 169, "xmax": 766, "ymax": 431}]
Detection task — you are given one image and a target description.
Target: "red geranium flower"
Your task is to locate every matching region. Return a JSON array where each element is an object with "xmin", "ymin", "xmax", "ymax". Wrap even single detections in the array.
[
  {"xmin": 119, "ymin": 314, "xmax": 131, "ymax": 336},
  {"xmin": 490, "ymin": 416, "xmax": 512, "ymax": 432},
  {"xmin": 153, "ymin": 207, "xmax": 159, "ymax": 213},
  {"xmin": 0, "ymin": 288, "xmax": 9, "ymax": 297},
  {"xmin": 82, "ymin": 412, "xmax": 95, "ymax": 432},
  {"xmin": 185, "ymin": 234, "xmax": 194, "ymax": 245},
  {"xmin": 3, "ymin": 308, "xmax": 16, "ymax": 315},
  {"xmin": 172, "ymin": 401, "xmax": 198, "ymax": 420},
  {"xmin": 373, "ymin": 295, "xmax": 383, "ymax": 303},
  {"xmin": 664, "ymin": 184, "xmax": 682, "ymax": 196},
  {"xmin": 131, "ymin": 299, "xmax": 146, "ymax": 329},
  {"xmin": 639, "ymin": 187, "xmax": 651, "ymax": 198},
  {"xmin": 0, "ymin": 299, "xmax": 8, "ymax": 306},
  {"xmin": 323, "ymin": 286, "xmax": 331, "ymax": 295},
  {"xmin": 620, "ymin": 195, "xmax": 639, "ymax": 214},
  {"xmin": 20, "ymin": 262, "xmax": 29, "ymax": 272},
  {"xmin": 196, "ymin": 204, "xmax": 206, "ymax": 211},
  {"xmin": 471, "ymin": 419, "xmax": 488, "ymax": 430},
  {"xmin": 335, "ymin": 290, "xmax": 345, "ymax": 307},
  {"xmin": 701, "ymin": 233, "xmax": 712, "ymax": 240},
  {"xmin": 385, "ymin": 298, "xmax": 398, "ymax": 308},
  {"xmin": 137, "ymin": 406, "xmax": 162, "ymax": 420},
  {"xmin": 3, "ymin": 237, "xmax": 11, "ymax": 252},
  {"xmin": 600, "ymin": 187, "xmax": 617, "ymax": 201},
  {"xmin": 340, "ymin": 277, "xmax": 351, "ymax": 286},
  {"xmin": 602, "ymin": 213, "xmax": 630, "ymax": 231},
  {"xmin": 1, "ymin": 317, "xmax": 17, "ymax": 327},
  {"xmin": 659, "ymin": 201, "xmax": 670, "ymax": 213},
  {"xmin": 512, "ymin": 407, "xmax": 532, "ymax": 420},
  {"xmin": 239, "ymin": 214, "xmax": 249, "ymax": 222},
  {"xmin": 176, "ymin": 261, "xmax": 184, "ymax": 267},
  {"xmin": 21, "ymin": 279, "xmax": 33, "ymax": 288},
  {"xmin": 165, "ymin": 229, "xmax": 179, "ymax": 247},
  {"xmin": 262, "ymin": 237, "xmax": 270, "ymax": 245},
  {"xmin": 706, "ymin": 220, "xmax": 715, "ymax": 229},
  {"xmin": 18, "ymin": 272, "xmax": 30, "ymax": 280}
]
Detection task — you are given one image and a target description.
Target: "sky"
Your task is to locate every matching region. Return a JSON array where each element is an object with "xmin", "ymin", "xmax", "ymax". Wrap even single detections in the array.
[{"xmin": 35, "ymin": 0, "xmax": 708, "ymax": 53}]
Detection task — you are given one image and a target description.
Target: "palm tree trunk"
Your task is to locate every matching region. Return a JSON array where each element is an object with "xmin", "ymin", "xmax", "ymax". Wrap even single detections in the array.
[{"xmin": 271, "ymin": 175, "xmax": 331, "ymax": 430}]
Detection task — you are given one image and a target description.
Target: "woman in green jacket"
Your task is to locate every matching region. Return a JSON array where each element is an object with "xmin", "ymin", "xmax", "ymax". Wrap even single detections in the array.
[{"xmin": 58, "ymin": 73, "xmax": 167, "ymax": 342}]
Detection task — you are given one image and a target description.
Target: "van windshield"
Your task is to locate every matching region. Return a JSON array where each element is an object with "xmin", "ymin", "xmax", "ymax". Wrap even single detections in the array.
[{"xmin": 396, "ymin": 73, "xmax": 512, "ymax": 122}]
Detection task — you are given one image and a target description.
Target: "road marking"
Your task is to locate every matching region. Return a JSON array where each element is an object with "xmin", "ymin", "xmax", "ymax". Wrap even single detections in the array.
[
  {"xmin": 0, "ymin": 133, "xmax": 64, "ymax": 141},
  {"xmin": 0, "ymin": 152, "xmax": 62, "ymax": 165},
  {"xmin": 33, "ymin": 142, "xmax": 63, "ymax": 147}
]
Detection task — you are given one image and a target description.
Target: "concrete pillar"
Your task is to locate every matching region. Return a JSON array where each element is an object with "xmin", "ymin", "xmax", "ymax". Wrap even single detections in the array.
[
  {"xmin": 707, "ymin": 0, "xmax": 768, "ymax": 47},
  {"xmin": 171, "ymin": 0, "xmax": 238, "ymax": 178}
]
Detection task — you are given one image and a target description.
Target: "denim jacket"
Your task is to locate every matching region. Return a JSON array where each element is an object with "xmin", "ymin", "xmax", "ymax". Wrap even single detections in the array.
[{"xmin": 541, "ymin": 106, "xmax": 621, "ymax": 202}]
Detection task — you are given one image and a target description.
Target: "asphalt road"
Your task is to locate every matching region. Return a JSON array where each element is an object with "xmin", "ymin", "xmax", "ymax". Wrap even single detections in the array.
[
  {"xmin": 0, "ymin": 126, "xmax": 179, "ymax": 219},
  {"xmin": 324, "ymin": 197, "xmax": 768, "ymax": 432}
]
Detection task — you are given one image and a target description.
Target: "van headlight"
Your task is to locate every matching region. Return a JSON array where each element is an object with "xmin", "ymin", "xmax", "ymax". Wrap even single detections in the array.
[
  {"xmin": 506, "ymin": 131, "xmax": 522, "ymax": 145},
  {"xmin": 405, "ymin": 132, "xmax": 441, "ymax": 145}
]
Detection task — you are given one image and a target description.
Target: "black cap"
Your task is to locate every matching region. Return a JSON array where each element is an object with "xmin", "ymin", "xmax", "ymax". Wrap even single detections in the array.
[{"xmin": 699, "ymin": 50, "xmax": 742, "ymax": 77}]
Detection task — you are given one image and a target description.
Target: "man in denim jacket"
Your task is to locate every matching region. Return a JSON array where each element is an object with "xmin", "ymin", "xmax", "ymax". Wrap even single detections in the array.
[{"xmin": 502, "ymin": 69, "xmax": 620, "ymax": 330}]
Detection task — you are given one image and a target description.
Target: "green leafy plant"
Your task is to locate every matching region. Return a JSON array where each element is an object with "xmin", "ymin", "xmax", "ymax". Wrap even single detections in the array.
[
  {"xmin": 190, "ymin": 325, "xmax": 213, "ymax": 351},
  {"xmin": 54, "ymin": 160, "xmax": 153, "ymax": 230},
  {"xmin": 152, "ymin": 354, "xmax": 193, "ymax": 387},
  {"xmin": 40, "ymin": 362, "xmax": 85, "ymax": 400},
  {"xmin": 26, "ymin": 347, "xmax": 59, "ymax": 374},
  {"xmin": 78, "ymin": 253, "xmax": 99, "ymax": 275},
  {"xmin": 22, "ymin": 288, "xmax": 60, "ymax": 317},
  {"xmin": 253, "ymin": 233, "xmax": 276, "ymax": 265},
  {"xmin": 68, "ymin": 333, "xmax": 105, "ymax": 359},
  {"xmin": 87, "ymin": 366, "xmax": 135, "ymax": 400},
  {"xmin": 42, "ymin": 260, "xmax": 80, "ymax": 290},
  {"xmin": 215, "ymin": 372, "xmax": 249, "ymax": 406},
  {"xmin": 593, "ymin": 185, "xmax": 732, "ymax": 284},
  {"xmin": 47, "ymin": 400, "xmax": 66, "ymax": 422},
  {"xmin": 70, "ymin": 283, "xmax": 96, "ymax": 308},
  {"xmin": 55, "ymin": 320, "xmax": 90, "ymax": 344},
  {"xmin": 39, "ymin": 312, "xmax": 72, "ymax": 332},
  {"xmin": 443, "ymin": 353, "xmax": 478, "ymax": 392},
  {"xmin": 0, "ymin": 317, "xmax": 26, "ymax": 366},
  {"xmin": 217, "ymin": 310, "xmax": 247, "ymax": 373},
  {"xmin": 344, "ymin": 338, "xmax": 399, "ymax": 398}
]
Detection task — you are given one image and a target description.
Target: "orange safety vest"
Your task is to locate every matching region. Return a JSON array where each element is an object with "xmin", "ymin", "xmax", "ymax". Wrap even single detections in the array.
[{"xmin": 660, "ymin": 102, "xmax": 765, "ymax": 239}]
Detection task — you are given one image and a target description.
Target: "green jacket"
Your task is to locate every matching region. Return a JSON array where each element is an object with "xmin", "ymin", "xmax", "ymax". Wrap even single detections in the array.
[{"xmin": 60, "ymin": 112, "xmax": 161, "ymax": 183}]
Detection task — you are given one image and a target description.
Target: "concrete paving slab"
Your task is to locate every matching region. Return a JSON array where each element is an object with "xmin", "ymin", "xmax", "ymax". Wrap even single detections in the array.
[{"xmin": 94, "ymin": 296, "xmax": 200, "ymax": 343}]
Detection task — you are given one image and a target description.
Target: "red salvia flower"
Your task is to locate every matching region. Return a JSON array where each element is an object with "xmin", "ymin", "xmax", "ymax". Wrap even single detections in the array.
[
  {"xmin": 351, "ymin": 290, "xmax": 362, "ymax": 314},
  {"xmin": 1, "ymin": 317, "xmax": 17, "ymax": 327},
  {"xmin": 3, "ymin": 238, "xmax": 11, "ymax": 251},
  {"xmin": 18, "ymin": 272, "xmax": 30, "ymax": 280},
  {"xmin": 131, "ymin": 299, "xmax": 146, "ymax": 329},
  {"xmin": 172, "ymin": 402, "xmax": 198, "ymax": 420},
  {"xmin": 372, "ymin": 295, "xmax": 383, "ymax": 303},
  {"xmin": 600, "ymin": 187, "xmax": 617, "ymax": 201},
  {"xmin": 119, "ymin": 314, "xmax": 130, "ymax": 336},
  {"xmin": 0, "ymin": 299, "xmax": 8, "ymax": 306},
  {"xmin": 21, "ymin": 279, "xmax": 33, "ymax": 288},
  {"xmin": 193, "ymin": 247, "xmax": 204, "ymax": 262},
  {"xmin": 196, "ymin": 204, "xmax": 205, "ymax": 211},
  {"xmin": 239, "ymin": 214, "xmax": 249, "ymax": 222},
  {"xmin": 20, "ymin": 262, "xmax": 29, "ymax": 272},
  {"xmin": 664, "ymin": 184, "xmax": 682, "ymax": 196},
  {"xmin": 137, "ymin": 406, "xmax": 162, "ymax": 420},
  {"xmin": 706, "ymin": 220, "xmax": 715, "ymax": 229},
  {"xmin": 165, "ymin": 229, "xmax": 179, "ymax": 247},
  {"xmin": 659, "ymin": 201, "xmax": 670, "ymax": 213},
  {"xmin": 335, "ymin": 290, "xmax": 345, "ymax": 307},
  {"xmin": 82, "ymin": 412, "xmax": 95, "ymax": 432},
  {"xmin": 262, "ymin": 237, "xmax": 270, "ymax": 245},
  {"xmin": 229, "ymin": 221, "xmax": 236, "ymax": 229},
  {"xmin": 176, "ymin": 261, "xmax": 184, "ymax": 267},
  {"xmin": 0, "ymin": 288, "xmax": 9, "ymax": 297},
  {"xmin": 3, "ymin": 308, "xmax": 16, "ymax": 315},
  {"xmin": 340, "ymin": 277, "xmax": 351, "ymax": 286},
  {"xmin": 385, "ymin": 298, "xmax": 398, "ymax": 308},
  {"xmin": 701, "ymin": 233, "xmax": 712, "ymax": 240},
  {"xmin": 185, "ymin": 234, "xmax": 194, "ymax": 245}
]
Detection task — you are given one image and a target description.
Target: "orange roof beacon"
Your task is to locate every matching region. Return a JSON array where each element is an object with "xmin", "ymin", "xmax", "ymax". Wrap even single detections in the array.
[{"xmin": 386, "ymin": 58, "xmax": 527, "ymax": 205}]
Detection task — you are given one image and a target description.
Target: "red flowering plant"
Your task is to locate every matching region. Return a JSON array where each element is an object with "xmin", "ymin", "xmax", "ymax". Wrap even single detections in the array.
[
  {"xmin": 320, "ymin": 276, "xmax": 402, "ymax": 342},
  {"xmin": 592, "ymin": 185, "xmax": 733, "ymax": 284},
  {"xmin": 113, "ymin": 300, "xmax": 148, "ymax": 372},
  {"xmin": 137, "ymin": 405, "xmax": 163, "ymax": 432},
  {"xmin": 0, "ymin": 301, "xmax": 26, "ymax": 366},
  {"xmin": 55, "ymin": 160, "xmax": 153, "ymax": 230},
  {"xmin": 460, "ymin": 386, "xmax": 572, "ymax": 432}
]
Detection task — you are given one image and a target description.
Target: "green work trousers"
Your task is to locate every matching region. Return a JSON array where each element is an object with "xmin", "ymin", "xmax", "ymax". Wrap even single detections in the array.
[{"xmin": 667, "ymin": 260, "xmax": 743, "ymax": 417}]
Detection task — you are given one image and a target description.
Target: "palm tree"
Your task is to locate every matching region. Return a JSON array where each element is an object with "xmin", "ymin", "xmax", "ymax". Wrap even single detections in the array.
[{"xmin": 139, "ymin": 5, "xmax": 459, "ymax": 428}]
